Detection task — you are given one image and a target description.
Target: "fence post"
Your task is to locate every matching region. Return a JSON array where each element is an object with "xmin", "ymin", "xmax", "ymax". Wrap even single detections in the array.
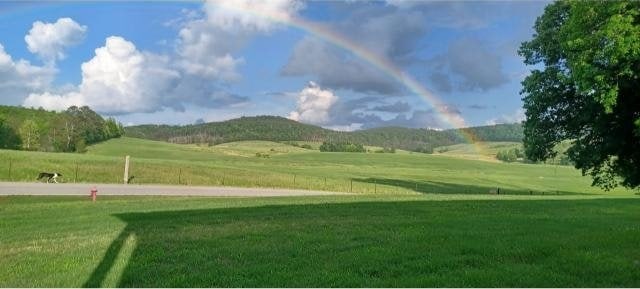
[
  {"xmin": 324, "ymin": 177, "xmax": 327, "ymax": 189},
  {"xmin": 374, "ymin": 179, "xmax": 377, "ymax": 194},
  {"xmin": 123, "ymin": 155, "xmax": 130, "ymax": 184},
  {"xmin": 74, "ymin": 162, "xmax": 78, "ymax": 183},
  {"xmin": 293, "ymin": 175, "xmax": 296, "ymax": 187},
  {"xmin": 222, "ymin": 174, "xmax": 225, "ymax": 186},
  {"xmin": 8, "ymin": 158, "xmax": 12, "ymax": 181},
  {"xmin": 350, "ymin": 180, "xmax": 353, "ymax": 193},
  {"xmin": 415, "ymin": 182, "xmax": 418, "ymax": 191},
  {"xmin": 178, "ymin": 168, "xmax": 182, "ymax": 185}
]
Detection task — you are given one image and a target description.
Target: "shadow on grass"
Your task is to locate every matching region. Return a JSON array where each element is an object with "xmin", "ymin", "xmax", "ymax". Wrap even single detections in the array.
[
  {"xmin": 83, "ymin": 199, "xmax": 640, "ymax": 287},
  {"xmin": 353, "ymin": 177, "xmax": 589, "ymax": 195}
]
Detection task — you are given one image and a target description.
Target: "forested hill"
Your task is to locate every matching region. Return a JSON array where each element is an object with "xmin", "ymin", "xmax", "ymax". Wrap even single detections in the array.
[
  {"xmin": 125, "ymin": 116, "xmax": 523, "ymax": 153},
  {"xmin": 126, "ymin": 116, "xmax": 333, "ymax": 144},
  {"xmin": 0, "ymin": 105, "xmax": 124, "ymax": 152}
]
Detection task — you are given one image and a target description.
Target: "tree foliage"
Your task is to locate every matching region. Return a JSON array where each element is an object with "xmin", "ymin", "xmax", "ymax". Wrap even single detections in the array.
[
  {"xmin": 319, "ymin": 142, "xmax": 366, "ymax": 153},
  {"xmin": 496, "ymin": 147, "xmax": 525, "ymax": 163},
  {"xmin": 0, "ymin": 116, "xmax": 20, "ymax": 149},
  {"xmin": 0, "ymin": 105, "xmax": 124, "ymax": 153},
  {"xmin": 19, "ymin": 119, "xmax": 40, "ymax": 151},
  {"xmin": 519, "ymin": 1, "xmax": 640, "ymax": 189}
]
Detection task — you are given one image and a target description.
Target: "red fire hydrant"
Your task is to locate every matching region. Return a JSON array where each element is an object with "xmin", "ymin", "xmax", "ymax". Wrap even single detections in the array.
[{"xmin": 90, "ymin": 186, "xmax": 97, "ymax": 202}]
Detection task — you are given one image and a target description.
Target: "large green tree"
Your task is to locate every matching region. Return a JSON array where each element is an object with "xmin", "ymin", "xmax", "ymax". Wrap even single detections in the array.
[{"xmin": 519, "ymin": 1, "xmax": 640, "ymax": 189}]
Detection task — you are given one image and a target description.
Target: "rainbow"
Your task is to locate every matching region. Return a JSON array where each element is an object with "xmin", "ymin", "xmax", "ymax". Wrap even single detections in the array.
[
  {"xmin": 215, "ymin": 1, "xmax": 486, "ymax": 152},
  {"xmin": 1, "ymin": 1, "xmax": 487, "ymax": 152}
]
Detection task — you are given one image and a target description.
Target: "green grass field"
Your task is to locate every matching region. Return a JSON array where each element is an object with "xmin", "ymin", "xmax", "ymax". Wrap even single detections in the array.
[
  {"xmin": 0, "ymin": 137, "xmax": 635, "ymax": 195},
  {"xmin": 1, "ymin": 195, "xmax": 639, "ymax": 287},
  {"xmin": 434, "ymin": 142, "xmax": 521, "ymax": 161},
  {"xmin": 1, "ymin": 137, "xmax": 639, "ymax": 287}
]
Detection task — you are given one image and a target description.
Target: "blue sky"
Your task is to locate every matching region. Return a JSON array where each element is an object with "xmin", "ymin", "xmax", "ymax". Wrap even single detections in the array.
[{"xmin": 0, "ymin": 1, "xmax": 548, "ymax": 129}]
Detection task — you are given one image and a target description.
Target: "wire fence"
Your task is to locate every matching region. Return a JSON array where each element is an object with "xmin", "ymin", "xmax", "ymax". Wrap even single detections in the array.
[{"xmin": 1, "ymin": 155, "xmax": 565, "ymax": 195}]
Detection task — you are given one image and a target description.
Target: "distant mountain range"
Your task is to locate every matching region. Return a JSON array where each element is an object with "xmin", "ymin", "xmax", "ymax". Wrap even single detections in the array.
[{"xmin": 125, "ymin": 116, "xmax": 523, "ymax": 153}]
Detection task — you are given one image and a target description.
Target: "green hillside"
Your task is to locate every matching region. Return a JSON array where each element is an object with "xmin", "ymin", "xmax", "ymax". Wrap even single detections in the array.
[
  {"xmin": 124, "ymin": 115, "xmax": 523, "ymax": 153},
  {"xmin": 1, "ymin": 137, "xmax": 633, "ymax": 196},
  {"xmin": 434, "ymin": 142, "xmax": 522, "ymax": 161}
]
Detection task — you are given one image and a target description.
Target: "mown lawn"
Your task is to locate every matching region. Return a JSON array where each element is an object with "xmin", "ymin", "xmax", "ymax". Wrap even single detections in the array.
[{"xmin": 1, "ymin": 195, "xmax": 639, "ymax": 287}]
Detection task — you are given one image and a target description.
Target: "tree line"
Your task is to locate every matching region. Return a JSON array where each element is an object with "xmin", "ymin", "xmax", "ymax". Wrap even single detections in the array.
[
  {"xmin": 319, "ymin": 142, "xmax": 366, "ymax": 153},
  {"xmin": 0, "ymin": 105, "xmax": 124, "ymax": 152}
]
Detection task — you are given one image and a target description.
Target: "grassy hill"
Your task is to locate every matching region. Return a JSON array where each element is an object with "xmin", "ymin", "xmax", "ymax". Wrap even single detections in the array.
[
  {"xmin": 124, "ymin": 116, "xmax": 524, "ymax": 153},
  {"xmin": 434, "ymin": 142, "xmax": 522, "ymax": 161},
  {"xmin": 0, "ymin": 137, "xmax": 633, "ymax": 196}
]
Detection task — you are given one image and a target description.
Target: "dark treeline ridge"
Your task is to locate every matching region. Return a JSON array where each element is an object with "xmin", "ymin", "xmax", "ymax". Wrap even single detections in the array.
[
  {"xmin": 125, "ymin": 116, "xmax": 523, "ymax": 153},
  {"xmin": 0, "ymin": 105, "xmax": 124, "ymax": 152}
]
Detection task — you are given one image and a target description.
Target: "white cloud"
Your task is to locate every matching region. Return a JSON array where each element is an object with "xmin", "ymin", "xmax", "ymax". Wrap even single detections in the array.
[
  {"xmin": 17, "ymin": 2, "xmax": 304, "ymax": 115},
  {"xmin": 288, "ymin": 81, "xmax": 338, "ymax": 125},
  {"xmin": 177, "ymin": 0, "xmax": 302, "ymax": 80},
  {"xmin": 23, "ymin": 91, "xmax": 84, "ymax": 111},
  {"xmin": 25, "ymin": 18, "xmax": 87, "ymax": 63},
  {"xmin": 0, "ymin": 43, "xmax": 56, "ymax": 105},
  {"xmin": 202, "ymin": 0, "xmax": 302, "ymax": 32},
  {"xmin": 486, "ymin": 108, "xmax": 525, "ymax": 125},
  {"xmin": 24, "ymin": 36, "xmax": 180, "ymax": 114},
  {"xmin": 325, "ymin": 123, "xmax": 363, "ymax": 132}
]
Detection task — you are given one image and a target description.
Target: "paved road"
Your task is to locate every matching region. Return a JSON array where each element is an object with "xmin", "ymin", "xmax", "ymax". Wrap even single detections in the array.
[{"xmin": 0, "ymin": 182, "xmax": 348, "ymax": 197}]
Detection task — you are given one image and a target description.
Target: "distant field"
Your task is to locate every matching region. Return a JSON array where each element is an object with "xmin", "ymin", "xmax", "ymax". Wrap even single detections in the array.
[
  {"xmin": 0, "ymin": 137, "xmax": 634, "ymax": 195},
  {"xmin": 1, "ymin": 195, "xmax": 639, "ymax": 287},
  {"xmin": 433, "ymin": 142, "xmax": 521, "ymax": 161}
]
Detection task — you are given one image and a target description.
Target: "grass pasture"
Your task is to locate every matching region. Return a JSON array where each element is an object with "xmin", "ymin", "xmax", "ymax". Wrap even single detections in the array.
[
  {"xmin": 0, "ymin": 137, "xmax": 635, "ymax": 196},
  {"xmin": 434, "ymin": 142, "xmax": 521, "ymax": 161},
  {"xmin": 1, "ymin": 137, "xmax": 639, "ymax": 287},
  {"xmin": 1, "ymin": 195, "xmax": 639, "ymax": 287}
]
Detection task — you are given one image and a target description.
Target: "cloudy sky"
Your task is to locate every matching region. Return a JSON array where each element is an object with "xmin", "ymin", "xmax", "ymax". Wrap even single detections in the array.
[{"xmin": 0, "ymin": 1, "xmax": 547, "ymax": 130}]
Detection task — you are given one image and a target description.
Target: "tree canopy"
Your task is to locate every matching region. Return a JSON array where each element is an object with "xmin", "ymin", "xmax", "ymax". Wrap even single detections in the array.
[
  {"xmin": 519, "ymin": 1, "xmax": 640, "ymax": 189},
  {"xmin": 0, "ymin": 105, "xmax": 124, "ymax": 153}
]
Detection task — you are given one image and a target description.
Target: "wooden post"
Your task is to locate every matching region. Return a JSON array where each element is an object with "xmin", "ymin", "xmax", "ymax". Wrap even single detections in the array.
[
  {"xmin": 178, "ymin": 168, "xmax": 182, "ymax": 185},
  {"xmin": 293, "ymin": 175, "xmax": 296, "ymax": 187},
  {"xmin": 415, "ymin": 182, "xmax": 418, "ymax": 191},
  {"xmin": 350, "ymin": 180, "xmax": 353, "ymax": 193},
  {"xmin": 8, "ymin": 158, "xmax": 12, "ymax": 181},
  {"xmin": 123, "ymin": 155, "xmax": 130, "ymax": 184},
  {"xmin": 74, "ymin": 162, "xmax": 78, "ymax": 183},
  {"xmin": 374, "ymin": 179, "xmax": 377, "ymax": 194},
  {"xmin": 222, "ymin": 174, "xmax": 225, "ymax": 186},
  {"xmin": 324, "ymin": 177, "xmax": 327, "ymax": 189}
]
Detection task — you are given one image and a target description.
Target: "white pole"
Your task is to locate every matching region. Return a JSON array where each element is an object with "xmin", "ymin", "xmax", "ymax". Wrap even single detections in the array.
[{"xmin": 124, "ymin": 155, "xmax": 130, "ymax": 184}]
